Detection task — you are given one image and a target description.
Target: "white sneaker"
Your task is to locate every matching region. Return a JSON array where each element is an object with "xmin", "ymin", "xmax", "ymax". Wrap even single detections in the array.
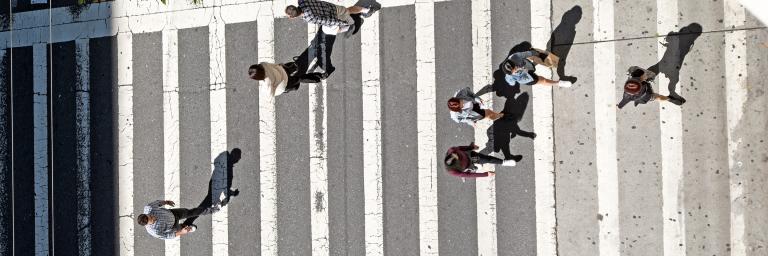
[
  {"xmin": 557, "ymin": 81, "xmax": 573, "ymax": 88},
  {"xmin": 502, "ymin": 160, "xmax": 517, "ymax": 167}
]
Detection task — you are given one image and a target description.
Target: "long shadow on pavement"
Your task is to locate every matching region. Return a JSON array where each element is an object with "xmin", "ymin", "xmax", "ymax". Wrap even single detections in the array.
[
  {"xmin": 547, "ymin": 5, "xmax": 582, "ymax": 83},
  {"xmin": 647, "ymin": 22, "xmax": 703, "ymax": 102},
  {"xmin": 182, "ymin": 148, "xmax": 242, "ymax": 226}
]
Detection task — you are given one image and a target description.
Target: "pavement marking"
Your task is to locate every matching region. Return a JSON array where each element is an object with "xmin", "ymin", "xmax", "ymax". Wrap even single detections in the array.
[
  {"xmin": 307, "ymin": 24, "xmax": 330, "ymax": 256},
  {"xmin": 209, "ymin": 6, "xmax": 229, "ymax": 256},
  {"xmin": 32, "ymin": 42, "xmax": 50, "ymax": 256},
  {"xmin": 592, "ymin": 0, "xmax": 620, "ymax": 255},
  {"xmin": 257, "ymin": 4, "xmax": 278, "ymax": 256},
  {"xmin": 414, "ymin": 1, "xmax": 439, "ymax": 255},
  {"xmin": 116, "ymin": 32, "xmax": 135, "ymax": 256},
  {"xmin": 75, "ymin": 38, "xmax": 92, "ymax": 256},
  {"xmin": 161, "ymin": 28, "xmax": 181, "ymax": 256},
  {"xmin": 724, "ymin": 0, "xmax": 748, "ymax": 255},
  {"xmin": 471, "ymin": 0, "xmax": 498, "ymax": 255},
  {"xmin": 656, "ymin": 0, "xmax": 686, "ymax": 255},
  {"xmin": 1, "ymin": 0, "xmax": 449, "ymax": 48},
  {"xmin": 530, "ymin": 1, "xmax": 558, "ymax": 255},
  {"xmin": 0, "ymin": 48, "xmax": 8, "ymax": 255},
  {"xmin": 361, "ymin": 12, "xmax": 384, "ymax": 256}
]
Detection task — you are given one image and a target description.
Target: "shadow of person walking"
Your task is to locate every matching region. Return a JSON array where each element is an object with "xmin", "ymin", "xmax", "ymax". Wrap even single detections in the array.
[
  {"xmin": 182, "ymin": 148, "xmax": 242, "ymax": 227},
  {"xmin": 647, "ymin": 23, "xmax": 703, "ymax": 102},
  {"xmin": 479, "ymin": 92, "xmax": 534, "ymax": 160},
  {"xmin": 295, "ymin": 29, "xmax": 338, "ymax": 77},
  {"xmin": 547, "ymin": 5, "xmax": 582, "ymax": 84}
]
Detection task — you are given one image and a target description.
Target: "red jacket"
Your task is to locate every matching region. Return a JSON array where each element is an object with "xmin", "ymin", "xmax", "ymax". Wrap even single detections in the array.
[{"xmin": 445, "ymin": 145, "xmax": 489, "ymax": 178}]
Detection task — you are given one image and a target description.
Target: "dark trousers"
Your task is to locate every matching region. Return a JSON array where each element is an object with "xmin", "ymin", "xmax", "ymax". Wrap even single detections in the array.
[
  {"xmin": 170, "ymin": 207, "xmax": 207, "ymax": 225},
  {"xmin": 470, "ymin": 151, "xmax": 503, "ymax": 165}
]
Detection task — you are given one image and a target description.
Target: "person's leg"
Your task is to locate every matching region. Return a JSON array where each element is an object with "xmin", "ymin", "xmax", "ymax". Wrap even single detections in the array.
[
  {"xmin": 534, "ymin": 75, "xmax": 572, "ymax": 87},
  {"xmin": 471, "ymin": 151, "xmax": 504, "ymax": 165},
  {"xmin": 534, "ymin": 76, "xmax": 558, "ymax": 86},
  {"xmin": 347, "ymin": 6, "xmax": 369, "ymax": 14}
]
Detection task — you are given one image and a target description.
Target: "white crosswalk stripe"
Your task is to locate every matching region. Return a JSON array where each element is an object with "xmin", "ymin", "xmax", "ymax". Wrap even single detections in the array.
[{"xmin": 1, "ymin": 0, "xmax": 767, "ymax": 255}]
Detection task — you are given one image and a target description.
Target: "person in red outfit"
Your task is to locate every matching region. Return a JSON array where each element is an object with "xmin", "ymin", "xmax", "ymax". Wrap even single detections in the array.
[{"xmin": 444, "ymin": 142, "xmax": 519, "ymax": 178}]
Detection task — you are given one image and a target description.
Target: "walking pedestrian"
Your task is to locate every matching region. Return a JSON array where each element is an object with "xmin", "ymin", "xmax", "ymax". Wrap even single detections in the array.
[
  {"xmin": 285, "ymin": 0, "xmax": 379, "ymax": 35},
  {"xmin": 617, "ymin": 66, "xmax": 685, "ymax": 109},
  {"xmin": 447, "ymin": 87, "xmax": 504, "ymax": 126},
  {"xmin": 444, "ymin": 142, "xmax": 518, "ymax": 178},
  {"xmin": 248, "ymin": 61, "xmax": 325, "ymax": 96},
  {"xmin": 502, "ymin": 47, "xmax": 572, "ymax": 88},
  {"xmin": 137, "ymin": 200, "xmax": 220, "ymax": 240}
]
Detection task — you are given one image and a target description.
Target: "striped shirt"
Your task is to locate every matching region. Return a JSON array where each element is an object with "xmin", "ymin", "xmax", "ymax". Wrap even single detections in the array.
[
  {"xmin": 299, "ymin": 0, "xmax": 350, "ymax": 27},
  {"xmin": 143, "ymin": 200, "xmax": 178, "ymax": 240}
]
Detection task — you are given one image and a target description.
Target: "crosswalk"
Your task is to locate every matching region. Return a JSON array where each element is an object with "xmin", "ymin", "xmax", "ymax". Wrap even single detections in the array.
[{"xmin": 0, "ymin": 0, "xmax": 767, "ymax": 255}]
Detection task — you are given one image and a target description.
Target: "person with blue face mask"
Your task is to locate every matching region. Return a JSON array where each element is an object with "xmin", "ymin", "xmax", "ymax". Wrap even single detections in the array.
[{"xmin": 502, "ymin": 48, "xmax": 572, "ymax": 88}]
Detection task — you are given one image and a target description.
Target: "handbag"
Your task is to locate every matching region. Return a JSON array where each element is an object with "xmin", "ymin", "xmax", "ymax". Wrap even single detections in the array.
[{"xmin": 527, "ymin": 48, "xmax": 560, "ymax": 69}]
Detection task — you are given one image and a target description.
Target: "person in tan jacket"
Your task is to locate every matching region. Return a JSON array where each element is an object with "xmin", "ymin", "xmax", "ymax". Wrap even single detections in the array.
[{"xmin": 248, "ymin": 61, "xmax": 325, "ymax": 97}]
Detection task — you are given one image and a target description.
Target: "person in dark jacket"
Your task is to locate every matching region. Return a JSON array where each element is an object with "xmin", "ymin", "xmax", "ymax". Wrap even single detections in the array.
[
  {"xmin": 617, "ymin": 66, "xmax": 685, "ymax": 108},
  {"xmin": 444, "ymin": 142, "xmax": 518, "ymax": 178}
]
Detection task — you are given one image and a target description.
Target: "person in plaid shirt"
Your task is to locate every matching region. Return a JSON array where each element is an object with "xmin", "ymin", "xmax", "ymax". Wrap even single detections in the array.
[
  {"xmin": 137, "ymin": 200, "xmax": 220, "ymax": 240},
  {"xmin": 285, "ymin": 0, "xmax": 379, "ymax": 34}
]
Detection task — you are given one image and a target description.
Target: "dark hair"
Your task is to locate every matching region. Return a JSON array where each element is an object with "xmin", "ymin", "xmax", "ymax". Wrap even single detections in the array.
[
  {"xmin": 447, "ymin": 98, "xmax": 462, "ymax": 112},
  {"xmin": 285, "ymin": 5, "xmax": 301, "ymax": 17},
  {"xmin": 137, "ymin": 214, "xmax": 149, "ymax": 226},
  {"xmin": 248, "ymin": 64, "xmax": 265, "ymax": 80}
]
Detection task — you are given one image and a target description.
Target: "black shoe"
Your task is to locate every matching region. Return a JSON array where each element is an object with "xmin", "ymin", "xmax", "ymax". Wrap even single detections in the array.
[
  {"xmin": 668, "ymin": 95, "xmax": 686, "ymax": 105},
  {"xmin": 509, "ymin": 155, "xmax": 523, "ymax": 162},
  {"xmin": 351, "ymin": 14, "xmax": 363, "ymax": 35},
  {"xmin": 230, "ymin": 188, "xmax": 239, "ymax": 197},
  {"xmin": 361, "ymin": 4, "xmax": 380, "ymax": 18}
]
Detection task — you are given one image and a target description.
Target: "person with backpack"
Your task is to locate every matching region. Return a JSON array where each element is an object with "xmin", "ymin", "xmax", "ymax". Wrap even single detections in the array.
[
  {"xmin": 502, "ymin": 44, "xmax": 572, "ymax": 88},
  {"xmin": 617, "ymin": 66, "xmax": 685, "ymax": 109},
  {"xmin": 444, "ymin": 142, "xmax": 519, "ymax": 178},
  {"xmin": 447, "ymin": 87, "xmax": 504, "ymax": 126}
]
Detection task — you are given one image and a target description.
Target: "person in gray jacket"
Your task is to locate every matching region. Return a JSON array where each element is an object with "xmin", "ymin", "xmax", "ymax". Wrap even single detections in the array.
[
  {"xmin": 617, "ymin": 66, "xmax": 684, "ymax": 108},
  {"xmin": 447, "ymin": 87, "xmax": 504, "ymax": 126}
]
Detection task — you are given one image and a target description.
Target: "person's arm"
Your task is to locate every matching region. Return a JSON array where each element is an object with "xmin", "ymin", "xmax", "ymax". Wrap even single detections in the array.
[
  {"xmin": 167, "ymin": 230, "xmax": 181, "ymax": 239},
  {"xmin": 513, "ymin": 50, "xmax": 537, "ymax": 59},
  {"xmin": 147, "ymin": 200, "xmax": 165, "ymax": 208},
  {"xmin": 617, "ymin": 95, "xmax": 632, "ymax": 109},
  {"xmin": 448, "ymin": 169, "xmax": 489, "ymax": 178}
]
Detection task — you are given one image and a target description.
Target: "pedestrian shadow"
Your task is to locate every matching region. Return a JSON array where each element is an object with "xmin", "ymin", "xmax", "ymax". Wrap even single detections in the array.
[
  {"xmin": 475, "ymin": 41, "xmax": 528, "ymax": 97},
  {"xmin": 182, "ymin": 148, "xmax": 242, "ymax": 226},
  {"xmin": 547, "ymin": 5, "xmax": 582, "ymax": 84},
  {"xmin": 295, "ymin": 29, "xmax": 337, "ymax": 77},
  {"xmin": 647, "ymin": 23, "xmax": 703, "ymax": 102},
  {"xmin": 479, "ymin": 92, "xmax": 534, "ymax": 160}
]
